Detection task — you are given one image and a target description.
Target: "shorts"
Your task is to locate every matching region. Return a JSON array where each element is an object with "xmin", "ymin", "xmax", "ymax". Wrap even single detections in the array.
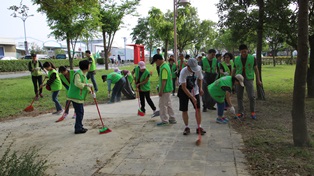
[{"xmin": 178, "ymin": 86, "xmax": 200, "ymax": 111}]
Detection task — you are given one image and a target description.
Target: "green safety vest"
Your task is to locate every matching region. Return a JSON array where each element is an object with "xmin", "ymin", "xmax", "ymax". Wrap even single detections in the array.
[
  {"xmin": 67, "ymin": 70, "xmax": 89, "ymax": 101},
  {"xmin": 208, "ymin": 76, "xmax": 233, "ymax": 103},
  {"xmin": 59, "ymin": 70, "xmax": 74, "ymax": 93},
  {"xmin": 87, "ymin": 55, "xmax": 96, "ymax": 72},
  {"xmin": 202, "ymin": 57, "xmax": 217, "ymax": 73},
  {"xmin": 107, "ymin": 72, "xmax": 123, "ymax": 84},
  {"xmin": 234, "ymin": 54, "xmax": 255, "ymax": 80},
  {"xmin": 30, "ymin": 61, "xmax": 43, "ymax": 76},
  {"xmin": 135, "ymin": 66, "xmax": 151, "ymax": 91},
  {"xmin": 159, "ymin": 63, "xmax": 173, "ymax": 93},
  {"xmin": 220, "ymin": 61, "xmax": 234, "ymax": 77},
  {"xmin": 169, "ymin": 63, "xmax": 177, "ymax": 78},
  {"xmin": 48, "ymin": 69, "xmax": 62, "ymax": 92}
]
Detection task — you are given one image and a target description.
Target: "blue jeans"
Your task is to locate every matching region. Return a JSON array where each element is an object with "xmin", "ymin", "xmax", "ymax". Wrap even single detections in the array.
[
  {"xmin": 217, "ymin": 102, "xmax": 225, "ymax": 117},
  {"xmin": 52, "ymin": 91, "xmax": 62, "ymax": 111},
  {"xmin": 73, "ymin": 101, "xmax": 84, "ymax": 132},
  {"xmin": 87, "ymin": 71, "xmax": 98, "ymax": 92},
  {"xmin": 110, "ymin": 77, "xmax": 126, "ymax": 102}
]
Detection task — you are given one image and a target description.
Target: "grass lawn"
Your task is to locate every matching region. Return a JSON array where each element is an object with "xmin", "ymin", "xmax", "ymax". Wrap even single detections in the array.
[
  {"xmin": 0, "ymin": 63, "xmax": 159, "ymax": 120},
  {"xmin": 1, "ymin": 64, "xmax": 314, "ymax": 175},
  {"xmin": 231, "ymin": 65, "xmax": 314, "ymax": 175}
]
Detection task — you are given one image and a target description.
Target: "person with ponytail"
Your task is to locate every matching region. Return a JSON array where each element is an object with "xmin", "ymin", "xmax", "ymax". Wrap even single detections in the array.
[{"xmin": 41, "ymin": 62, "xmax": 63, "ymax": 115}]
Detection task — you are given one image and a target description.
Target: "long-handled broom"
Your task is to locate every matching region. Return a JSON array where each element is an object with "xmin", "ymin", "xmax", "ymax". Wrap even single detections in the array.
[
  {"xmin": 24, "ymin": 77, "xmax": 47, "ymax": 112},
  {"xmin": 192, "ymin": 88, "xmax": 202, "ymax": 146},
  {"xmin": 91, "ymin": 88, "xmax": 112, "ymax": 134},
  {"xmin": 136, "ymin": 88, "xmax": 145, "ymax": 116}
]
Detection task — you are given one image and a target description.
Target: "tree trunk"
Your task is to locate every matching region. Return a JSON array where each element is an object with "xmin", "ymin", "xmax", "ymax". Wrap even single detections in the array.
[
  {"xmin": 256, "ymin": 0, "xmax": 266, "ymax": 100},
  {"xmin": 164, "ymin": 40, "xmax": 169, "ymax": 61},
  {"xmin": 292, "ymin": 0, "xmax": 310, "ymax": 147},
  {"xmin": 307, "ymin": 34, "xmax": 314, "ymax": 98},
  {"xmin": 66, "ymin": 34, "xmax": 73, "ymax": 69},
  {"xmin": 102, "ymin": 30, "xmax": 109, "ymax": 70}
]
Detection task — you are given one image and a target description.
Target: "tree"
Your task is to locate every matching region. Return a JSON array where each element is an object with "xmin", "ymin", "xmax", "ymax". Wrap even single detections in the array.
[
  {"xmin": 100, "ymin": 0, "xmax": 139, "ymax": 70},
  {"xmin": 148, "ymin": 7, "xmax": 173, "ymax": 60},
  {"xmin": 131, "ymin": 17, "xmax": 159, "ymax": 61},
  {"xmin": 292, "ymin": 0, "xmax": 311, "ymax": 147},
  {"xmin": 32, "ymin": 0, "xmax": 100, "ymax": 69},
  {"xmin": 307, "ymin": 2, "xmax": 314, "ymax": 98}
]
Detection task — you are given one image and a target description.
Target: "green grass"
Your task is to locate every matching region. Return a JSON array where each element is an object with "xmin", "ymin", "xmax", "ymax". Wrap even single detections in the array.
[
  {"xmin": 0, "ymin": 64, "xmax": 159, "ymax": 119},
  {"xmin": 231, "ymin": 64, "xmax": 314, "ymax": 175}
]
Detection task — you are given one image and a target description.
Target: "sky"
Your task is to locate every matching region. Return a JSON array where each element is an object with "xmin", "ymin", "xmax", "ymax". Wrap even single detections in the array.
[{"xmin": 0, "ymin": 0, "xmax": 220, "ymax": 48}]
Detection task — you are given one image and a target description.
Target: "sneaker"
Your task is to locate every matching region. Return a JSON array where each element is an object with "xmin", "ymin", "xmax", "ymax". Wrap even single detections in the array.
[
  {"xmin": 208, "ymin": 106, "xmax": 216, "ymax": 110},
  {"xmin": 52, "ymin": 110, "xmax": 63, "ymax": 115},
  {"xmin": 151, "ymin": 110, "xmax": 160, "ymax": 118},
  {"xmin": 39, "ymin": 94, "xmax": 44, "ymax": 98},
  {"xmin": 222, "ymin": 117, "xmax": 229, "ymax": 122},
  {"xmin": 202, "ymin": 107, "xmax": 207, "ymax": 112},
  {"xmin": 196, "ymin": 127, "xmax": 206, "ymax": 135},
  {"xmin": 72, "ymin": 113, "xmax": 76, "ymax": 119},
  {"xmin": 234, "ymin": 113, "xmax": 244, "ymax": 119},
  {"xmin": 183, "ymin": 127, "xmax": 190, "ymax": 135},
  {"xmin": 169, "ymin": 119, "xmax": 177, "ymax": 124},
  {"xmin": 251, "ymin": 112, "xmax": 256, "ymax": 120},
  {"xmin": 156, "ymin": 121, "xmax": 169, "ymax": 126},
  {"xmin": 216, "ymin": 118, "xmax": 227, "ymax": 124},
  {"xmin": 74, "ymin": 128, "xmax": 88, "ymax": 134}
]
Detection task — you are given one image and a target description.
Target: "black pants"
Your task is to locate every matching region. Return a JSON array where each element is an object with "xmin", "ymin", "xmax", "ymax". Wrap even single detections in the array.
[
  {"xmin": 202, "ymin": 72, "xmax": 217, "ymax": 109},
  {"xmin": 139, "ymin": 91, "xmax": 156, "ymax": 113},
  {"xmin": 31, "ymin": 75, "xmax": 43, "ymax": 95},
  {"xmin": 110, "ymin": 77, "xmax": 126, "ymax": 102},
  {"xmin": 172, "ymin": 78, "xmax": 177, "ymax": 94}
]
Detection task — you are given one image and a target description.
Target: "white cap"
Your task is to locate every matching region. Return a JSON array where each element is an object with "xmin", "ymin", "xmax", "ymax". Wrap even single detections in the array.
[{"xmin": 235, "ymin": 74, "xmax": 244, "ymax": 87}]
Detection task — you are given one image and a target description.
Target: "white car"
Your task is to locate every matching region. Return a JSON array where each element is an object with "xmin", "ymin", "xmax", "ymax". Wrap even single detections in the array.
[{"xmin": 0, "ymin": 57, "xmax": 18, "ymax": 60}]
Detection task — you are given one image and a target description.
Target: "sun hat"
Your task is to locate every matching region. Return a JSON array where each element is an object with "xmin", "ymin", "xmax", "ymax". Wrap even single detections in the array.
[
  {"xmin": 138, "ymin": 61, "xmax": 146, "ymax": 69},
  {"xmin": 235, "ymin": 74, "xmax": 244, "ymax": 87},
  {"xmin": 187, "ymin": 58, "xmax": 201, "ymax": 72}
]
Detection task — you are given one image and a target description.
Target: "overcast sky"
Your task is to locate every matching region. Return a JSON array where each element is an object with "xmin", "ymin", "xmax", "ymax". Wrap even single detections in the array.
[{"xmin": 0, "ymin": 0, "xmax": 220, "ymax": 48}]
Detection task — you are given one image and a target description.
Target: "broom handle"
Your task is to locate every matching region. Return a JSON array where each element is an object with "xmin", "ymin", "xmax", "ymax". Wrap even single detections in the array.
[
  {"xmin": 91, "ymin": 88, "xmax": 105, "ymax": 127},
  {"xmin": 192, "ymin": 87, "xmax": 201, "ymax": 139}
]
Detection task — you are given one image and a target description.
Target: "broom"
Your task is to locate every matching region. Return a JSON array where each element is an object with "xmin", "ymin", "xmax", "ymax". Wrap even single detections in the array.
[
  {"xmin": 136, "ymin": 87, "xmax": 145, "ymax": 116},
  {"xmin": 24, "ymin": 77, "xmax": 47, "ymax": 112},
  {"xmin": 91, "ymin": 88, "xmax": 112, "ymax": 134},
  {"xmin": 192, "ymin": 88, "xmax": 202, "ymax": 146}
]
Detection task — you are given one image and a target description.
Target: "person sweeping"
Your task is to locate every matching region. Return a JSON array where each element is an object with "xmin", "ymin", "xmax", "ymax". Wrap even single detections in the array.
[
  {"xmin": 55, "ymin": 66, "xmax": 76, "ymax": 122},
  {"xmin": 40, "ymin": 62, "xmax": 63, "ymax": 115},
  {"xmin": 133, "ymin": 61, "xmax": 158, "ymax": 117},
  {"xmin": 101, "ymin": 71, "xmax": 126, "ymax": 104},
  {"xmin": 67, "ymin": 60, "xmax": 93, "ymax": 134}
]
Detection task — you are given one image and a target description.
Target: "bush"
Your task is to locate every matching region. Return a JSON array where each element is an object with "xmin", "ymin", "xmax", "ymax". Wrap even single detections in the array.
[
  {"xmin": 0, "ymin": 59, "xmax": 82, "ymax": 72},
  {"xmin": 97, "ymin": 58, "xmax": 105, "ymax": 64},
  {"xmin": 0, "ymin": 136, "xmax": 48, "ymax": 176}
]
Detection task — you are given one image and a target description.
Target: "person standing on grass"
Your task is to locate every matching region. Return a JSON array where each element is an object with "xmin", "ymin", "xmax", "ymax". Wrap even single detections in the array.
[
  {"xmin": 208, "ymin": 75, "xmax": 244, "ymax": 124},
  {"xmin": 56, "ymin": 66, "xmax": 76, "ymax": 122},
  {"xmin": 201, "ymin": 49, "xmax": 218, "ymax": 112},
  {"xmin": 67, "ymin": 60, "xmax": 93, "ymax": 134},
  {"xmin": 178, "ymin": 58, "xmax": 205, "ymax": 135},
  {"xmin": 168, "ymin": 56, "xmax": 177, "ymax": 96},
  {"xmin": 232, "ymin": 44, "xmax": 262, "ymax": 120},
  {"xmin": 85, "ymin": 50, "xmax": 98, "ymax": 93},
  {"xmin": 151, "ymin": 54, "xmax": 176, "ymax": 126},
  {"xmin": 28, "ymin": 53, "xmax": 45, "ymax": 100},
  {"xmin": 133, "ymin": 61, "xmax": 158, "ymax": 116},
  {"xmin": 41, "ymin": 62, "xmax": 63, "ymax": 115},
  {"xmin": 101, "ymin": 71, "xmax": 126, "ymax": 104}
]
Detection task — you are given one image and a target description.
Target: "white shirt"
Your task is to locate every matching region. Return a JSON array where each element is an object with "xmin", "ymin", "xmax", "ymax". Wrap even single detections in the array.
[{"xmin": 178, "ymin": 67, "xmax": 203, "ymax": 95}]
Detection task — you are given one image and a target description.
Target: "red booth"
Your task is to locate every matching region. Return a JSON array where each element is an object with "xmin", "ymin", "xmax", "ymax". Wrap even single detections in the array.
[{"xmin": 127, "ymin": 44, "xmax": 145, "ymax": 64}]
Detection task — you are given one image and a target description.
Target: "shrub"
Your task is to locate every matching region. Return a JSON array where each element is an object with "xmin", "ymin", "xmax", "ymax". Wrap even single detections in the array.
[
  {"xmin": 97, "ymin": 58, "xmax": 105, "ymax": 64},
  {"xmin": 0, "ymin": 59, "xmax": 82, "ymax": 72},
  {"xmin": 0, "ymin": 135, "xmax": 48, "ymax": 176}
]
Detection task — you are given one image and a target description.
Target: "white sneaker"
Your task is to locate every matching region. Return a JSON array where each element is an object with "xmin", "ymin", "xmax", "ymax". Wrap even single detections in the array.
[
  {"xmin": 63, "ymin": 113, "xmax": 68, "ymax": 118},
  {"xmin": 55, "ymin": 110, "xmax": 64, "ymax": 115}
]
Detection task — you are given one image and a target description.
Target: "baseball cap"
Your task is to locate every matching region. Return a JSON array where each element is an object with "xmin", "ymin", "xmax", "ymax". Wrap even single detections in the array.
[
  {"xmin": 235, "ymin": 74, "xmax": 244, "ymax": 87},
  {"xmin": 151, "ymin": 54, "xmax": 163, "ymax": 64},
  {"xmin": 138, "ymin": 61, "xmax": 146, "ymax": 69},
  {"xmin": 187, "ymin": 58, "xmax": 201, "ymax": 72},
  {"xmin": 114, "ymin": 68, "xmax": 121, "ymax": 72}
]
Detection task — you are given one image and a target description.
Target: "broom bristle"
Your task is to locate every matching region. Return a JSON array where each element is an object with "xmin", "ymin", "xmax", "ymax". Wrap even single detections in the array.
[
  {"xmin": 99, "ymin": 127, "xmax": 112, "ymax": 134},
  {"xmin": 24, "ymin": 106, "xmax": 34, "ymax": 112},
  {"xmin": 137, "ymin": 110, "xmax": 145, "ymax": 116},
  {"xmin": 195, "ymin": 139, "xmax": 201, "ymax": 146}
]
